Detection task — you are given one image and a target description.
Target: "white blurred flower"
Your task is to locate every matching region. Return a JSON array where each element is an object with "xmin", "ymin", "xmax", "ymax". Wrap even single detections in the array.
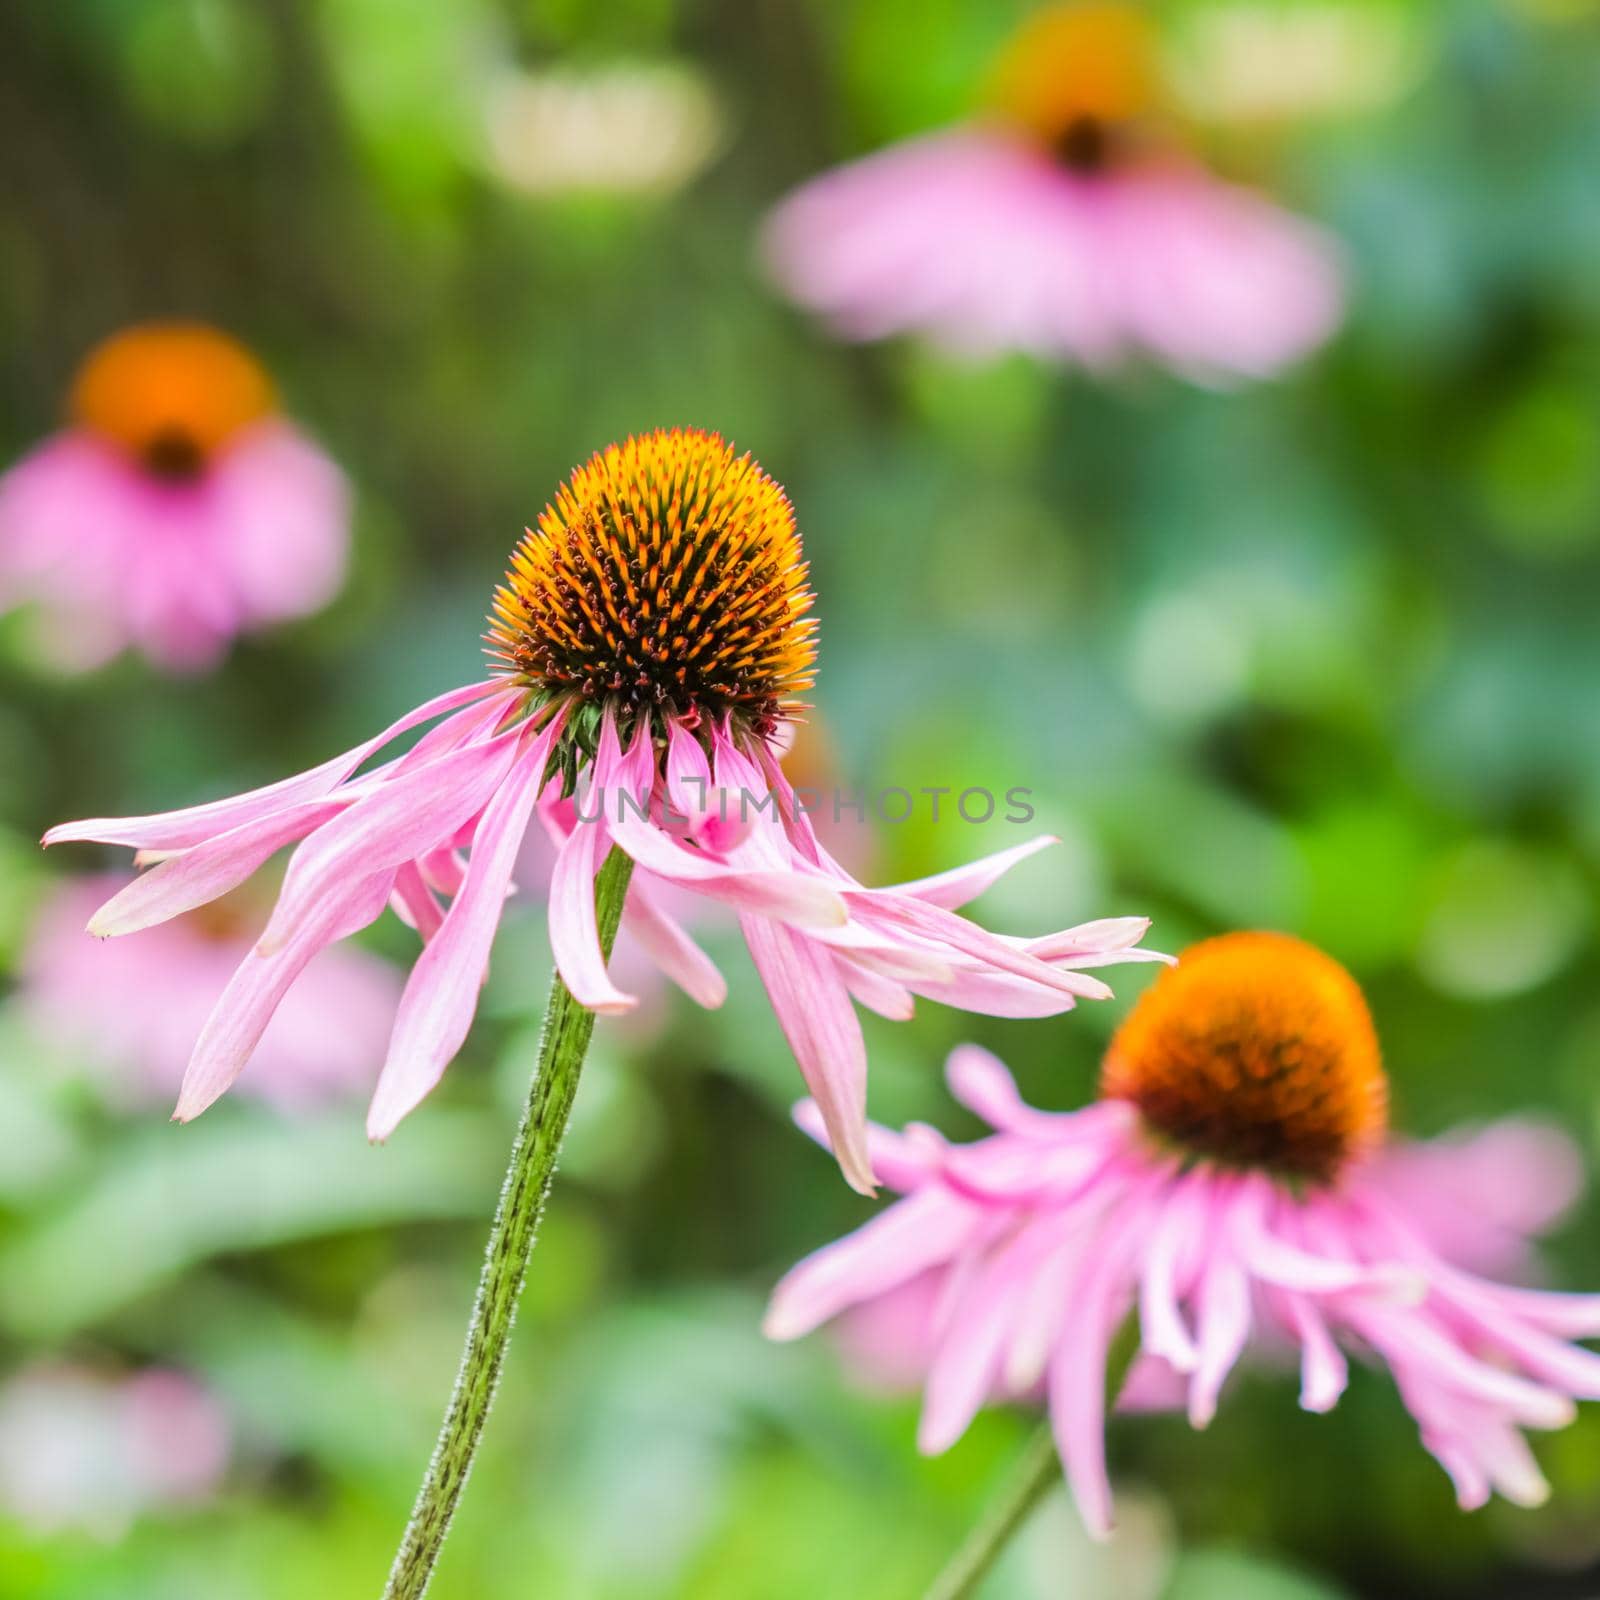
[
  {"xmin": 484, "ymin": 62, "xmax": 721, "ymax": 197},
  {"xmin": 1170, "ymin": 2, "xmax": 1426, "ymax": 126}
]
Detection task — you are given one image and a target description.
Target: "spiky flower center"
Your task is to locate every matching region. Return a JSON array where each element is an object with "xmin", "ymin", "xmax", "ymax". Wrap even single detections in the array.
[
  {"xmin": 71, "ymin": 323, "xmax": 276, "ymax": 481},
  {"xmin": 987, "ymin": 2, "xmax": 1157, "ymax": 173},
  {"xmin": 1100, "ymin": 932, "xmax": 1388, "ymax": 1184},
  {"xmin": 488, "ymin": 429, "xmax": 817, "ymax": 739}
]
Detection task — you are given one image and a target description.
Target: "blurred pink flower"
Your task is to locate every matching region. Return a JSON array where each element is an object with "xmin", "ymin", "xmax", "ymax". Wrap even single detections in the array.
[
  {"xmin": 763, "ymin": 4, "xmax": 1343, "ymax": 382},
  {"xmin": 45, "ymin": 431, "xmax": 1163, "ymax": 1192},
  {"xmin": 768, "ymin": 936, "xmax": 1600, "ymax": 1532},
  {"xmin": 0, "ymin": 1365, "xmax": 229, "ymax": 1538},
  {"xmin": 21, "ymin": 874, "xmax": 402, "ymax": 1112},
  {"xmin": 0, "ymin": 323, "xmax": 349, "ymax": 673}
]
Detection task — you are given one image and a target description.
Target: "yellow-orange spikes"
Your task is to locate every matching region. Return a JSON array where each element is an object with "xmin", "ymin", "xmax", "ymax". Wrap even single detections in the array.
[
  {"xmin": 488, "ymin": 429, "xmax": 817, "ymax": 737},
  {"xmin": 71, "ymin": 322, "xmax": 276, "ymax": 480},
  {"xmin": 987, "ymin": 3, "xmax": 1159, "ymax": 168},
  {"xmin": 1101, "ymin": 932, "xmax": 1388, "ymax": 1184}
]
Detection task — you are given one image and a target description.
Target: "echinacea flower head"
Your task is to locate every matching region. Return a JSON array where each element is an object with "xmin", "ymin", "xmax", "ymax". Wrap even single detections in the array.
[
  {"xmin": 488, "ymin": 429, "xmax": 815, "ymax": 743},
  {"xmin": 1100, "ymin": 929, "xmax": 1387, "ymax": 1182},
  {"xmin": 768, "ymin": 932, "xmax": 1600, "ymax": 1530},
  {"xmin": 0, "ymin": 321, "xmax": 348, "ymax": 672},
  {"xmin": 762, "ymin": 2, "xmax": 1344, "ymax": 381},
  {"xmin": 46, "ymin": 428, "xmax": 1161, "ymax": 1191}
]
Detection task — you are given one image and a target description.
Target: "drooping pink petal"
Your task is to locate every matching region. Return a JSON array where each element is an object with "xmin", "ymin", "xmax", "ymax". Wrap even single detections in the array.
[
  {"xmin": 918, "ymin": 1225, "xmax": 1055, "ymax": 1452},
  {"xmin": 84, "ymin": 796, "xmax": 349, "ymax": 937},
  {"xmin": 389, "ymin": 862, "xmax": 446, "ymax": 944},
  {"xmin": 791, "ymin": 1099, "xmax": 946, "ymax": 1194},
  {"xmin": 1187, "ymin": 1207, "xmax": 1254, "ymax": 1428},
  {"xmin": 764, "ymin": 1190, "xmax": 976, "ymax": 1341},
  {"xmin": 620, "ymin": 878, "xmax": 727, "ymax": 1009},
  {"xmin": 838, "ymin": 960, "xmax": 916, "ymax": 1021},
  {"xmin": 891, "ymin": 836, "xmax": 1059, "ymax": 910},
  {"xmin": 261, "ymin": 724, "xmax": 526, "ymax": 953},
  {"xmin": 548, "ymin": 809, "xmax": 637, "ymax": 1017},
  {"xmin": 604, "ymin": 717, "xmax": 848, "ymax": 928},
  {"xmin": 741, "ymin": 912, "xmax": 875, "ymax": 1195},
  {"xmin": 44, "ymin": 680, "xmax": 507, "ymax": 851},
  {"xmin": 368, "ymin": 736, "xmax": 549, "ymax": 1138},
  {"xmin": 173, "ymin": 868, "xmax": 395, "ymax": 1120}
]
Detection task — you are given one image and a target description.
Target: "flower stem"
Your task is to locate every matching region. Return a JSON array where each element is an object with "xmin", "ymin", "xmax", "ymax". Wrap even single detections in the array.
[
  {"xmin": 921, "ymin": 1423, "xmax": 1062, "ymax": 1600},
  {"xmin": 383, "ymin": 847, "xmax": 634, "ymax": 1600},
  {"xmin": 920, "ymin": 1320, "xmax": 1141, "ymax": 1600}
]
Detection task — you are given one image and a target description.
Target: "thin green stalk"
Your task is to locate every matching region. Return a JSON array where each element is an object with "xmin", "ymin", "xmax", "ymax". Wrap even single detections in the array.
[
  {"xmin": 383, "ymin": 847, "xmax": 634, "ymax": 1600},
  {"xmin": 922, "ymin": 1423, "xmax": 1062, "ymax": 1600},
  {"xmin": 921, "ymin": 1321, "xmax": 1141, "ymax": 1600}
]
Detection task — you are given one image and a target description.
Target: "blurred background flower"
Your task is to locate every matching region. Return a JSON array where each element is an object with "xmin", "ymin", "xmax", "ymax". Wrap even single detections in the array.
[
  {"xmin": 762, "ymin": 2, "xmax": 1345, "ymax": 379},
  {"xmin": 0, "ymin": 323, "xmax": 350, "ymax": 673},
  {"xmin": 1, "ymin": 0, "xmax": 1599, "ymax": 1595},
  {"xmin": 19, "ymin": 874, "xmax": 402, "ymax": 1113},
  {"xmin": 483, "ymin": 60, "xmax": 722, "ymax": 197},
  {"xmin": 0, "ymin": 1364, "xmax": 229, "ymax": 1539}
]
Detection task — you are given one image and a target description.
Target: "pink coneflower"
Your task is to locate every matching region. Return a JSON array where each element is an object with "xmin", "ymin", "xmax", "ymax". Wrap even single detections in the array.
[
  {"xmin": 0, "ymin": 322, "xmax": 349, "ymax": 672},
  {"xmin": 45, "ymin": 429, "xmax": 1161, "ymax": 1192},
  {"xmin": 0, "ymin": 1365, "xmax": 229, "ymax": 1538},
  {"xmin": 767, "ymin": 932, "xmax": 1600, "ymax": 1528},
  {"xmin": 763, "ymin": 3, "xmax": 1344, "ymax": 381},
  {"xmin": 21, "ymin": 874, "xmax": 402, "ymax": 1112}
]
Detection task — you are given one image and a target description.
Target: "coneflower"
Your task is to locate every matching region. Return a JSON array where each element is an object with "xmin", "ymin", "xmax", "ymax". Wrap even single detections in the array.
[
  {"xmin": 48, "ymin": 426, "xmax": 1159, "ymax": 1190},
  {"xmin": 45, "ymin": 427, "xmax": 1159, "ymax": 1595},
  {"xmin": 763, "ymin": 3, "xmax": 1344, "ymax": 382},
  {"xmin": 770, "ymin": 933, "xmax": 1600, "ymax": 1586},
  {"xmin": 0, "ymin": 322, "xmax": 348, "ymax": 671}
]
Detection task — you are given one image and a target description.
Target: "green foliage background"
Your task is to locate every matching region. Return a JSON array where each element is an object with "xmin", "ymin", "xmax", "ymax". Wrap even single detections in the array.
[{"xmin": 2, "ymin": 1, "xmax": 1599, "ymax": 1595}]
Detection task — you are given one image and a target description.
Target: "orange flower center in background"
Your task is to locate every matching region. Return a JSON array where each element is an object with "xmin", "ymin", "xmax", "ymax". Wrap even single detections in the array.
[
  {"xmin": 987, "ymin": 2, "xmax": 1159, "ymax": 172},
  {"xmin": 184, "ymin": 889, "xmax": 260, "ymax": 945},
  {"xmin": 489, "ymin": 428, "xmax": 817, "ymax": 739},
  {"xmin": 1101, "ymin": 932, "xmax": 1388, "ymax": 1183},
  {"xmin": 71, "ymin": 323, "xmax": 276, "ymax": 481}
]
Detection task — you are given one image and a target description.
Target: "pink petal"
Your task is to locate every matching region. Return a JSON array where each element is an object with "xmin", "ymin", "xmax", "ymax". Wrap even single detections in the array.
[
  {"xmin": 791, "ymin": 1099, "xmax": 946, "ymax": 1194},
  {"xmin": 1047, "ymin": 1211, "xmax": 1144, "ymax": 1539},
  {"xmin": 602, "ymin": 718, "xmax": 846, "ymax": 928},
  {"xmin": 741, "ymin": 913, "xmax": 875, "ymax": 1194},
  {"xmin": 848, "ymin": 891, "xmax": 1113, "ymax": 1001},
  {"xmin": 84, "ymin": 796, "xmax": 347, "ymax": 937},
  {"xmin": 838, "ymin": 959, "xmax": 915, "ymax": 1021},
  {"xmin": 262, "ymin": 725, "xmax": 525, "ymax": 953},
  {"xmin": 892, "ymin": 835, "xmax": 1058, "ymax": 910},
  {"xmin": 367, "ymin": 738, "xmax": 547, "ymax": 1138},
  {"xmin": 45, "ymin": 680, "xmax": 507, "ymax": 851},
  {"xmin": 1279, "ymin": 1294, "xmax": 1348, "ymax": 1413},
  {"xmin": 621, "ymin": 878, "xmax": 727, "ymax": 1009},
  {"xmin": 389, "ymin": 861, "xmax": 445, "ymax": 943},
  {"xmin": 174, "ymin": 868, "xmax": 394, "ymax": 1119},
  {"xmin": 763, "ymin": 1189, "xmax": 975, "ymax": 1340},
  {"xmin": 548, "ymin": 811, "xmax": 638, "ymax": 1016},
  {"xmin": 919, "ymin": 1226, "xmax": 1052, "ymax": 1452}
]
